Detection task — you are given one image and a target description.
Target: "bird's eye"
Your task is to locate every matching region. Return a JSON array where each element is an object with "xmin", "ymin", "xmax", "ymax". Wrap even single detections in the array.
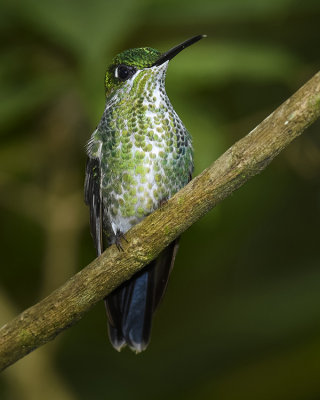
[{"xmin": 114, "ymin": 65, "xmax": 136, "ymax": 81}]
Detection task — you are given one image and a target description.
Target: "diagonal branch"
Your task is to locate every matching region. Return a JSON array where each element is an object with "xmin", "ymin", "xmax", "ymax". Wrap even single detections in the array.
[{"xmin": 1, "ymin": 71, "xmax": 320, "ymax": 372}]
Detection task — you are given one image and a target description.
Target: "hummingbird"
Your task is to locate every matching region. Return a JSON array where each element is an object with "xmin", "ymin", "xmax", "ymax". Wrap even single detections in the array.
[{"xmin": 85, "ymin": 35, "xmax": 206, "ymax": 353}]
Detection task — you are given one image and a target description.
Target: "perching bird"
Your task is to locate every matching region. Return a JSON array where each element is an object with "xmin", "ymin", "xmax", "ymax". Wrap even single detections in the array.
[{"xmin": 85, "ymin": 35, "xmax": 206, "ymax": 353}]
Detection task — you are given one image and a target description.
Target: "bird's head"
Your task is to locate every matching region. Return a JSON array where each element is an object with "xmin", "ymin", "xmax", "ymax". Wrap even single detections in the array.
[{"xmin": 104, "ymin": 35, "xmax": 206, "ymax": 99}]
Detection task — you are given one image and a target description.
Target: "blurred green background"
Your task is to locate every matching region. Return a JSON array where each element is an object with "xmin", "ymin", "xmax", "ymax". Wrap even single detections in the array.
[{"xmin": 1, "ymin": 0, "xmax": 320, "ymax": 399}]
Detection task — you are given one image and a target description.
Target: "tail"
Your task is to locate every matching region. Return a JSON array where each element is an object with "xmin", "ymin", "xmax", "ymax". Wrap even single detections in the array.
[{"xmin": 104, "ymin": 240, "xmax": 179, "ymax": 353}]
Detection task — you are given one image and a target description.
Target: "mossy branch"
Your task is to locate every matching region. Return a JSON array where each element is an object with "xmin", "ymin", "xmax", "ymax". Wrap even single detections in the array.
[{"xmin": 1, "ymin": 72, "xmax": 320, "ymax": 372}]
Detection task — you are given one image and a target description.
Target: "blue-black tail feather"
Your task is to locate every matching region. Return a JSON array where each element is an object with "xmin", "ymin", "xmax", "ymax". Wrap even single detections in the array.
[{"xmin": 105, "ymin": 240, "xmax": 179, "ymax": 353}]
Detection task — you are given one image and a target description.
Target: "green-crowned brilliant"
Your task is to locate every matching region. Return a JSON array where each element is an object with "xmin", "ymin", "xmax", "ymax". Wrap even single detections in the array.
[{"xmin": 85, "ymin": 35, "xmax": 206, "ymax": 353}]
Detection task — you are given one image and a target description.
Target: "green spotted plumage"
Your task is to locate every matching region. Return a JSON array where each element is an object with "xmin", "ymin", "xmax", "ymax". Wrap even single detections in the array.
[
  {"xmin": 88, "ymin": 61, "xmax": 193, "ymax": 237},
  {"xmin": 85, "ymin": 35, "xmax": 205, "ymax": 353}
]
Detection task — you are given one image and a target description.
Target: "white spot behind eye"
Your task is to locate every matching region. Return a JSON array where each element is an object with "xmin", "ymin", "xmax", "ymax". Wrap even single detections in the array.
[{"xmin": 114, "ymin": 67, "xmax": 119, "ymax": 78}]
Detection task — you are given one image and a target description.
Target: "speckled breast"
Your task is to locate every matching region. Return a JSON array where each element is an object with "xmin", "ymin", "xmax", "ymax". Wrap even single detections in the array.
[{"xmin": 90, "ymin": 66, "xmax": 193, "ymax": 240}]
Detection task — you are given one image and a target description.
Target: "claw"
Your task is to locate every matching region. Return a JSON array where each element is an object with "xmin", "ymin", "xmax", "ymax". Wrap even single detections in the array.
[
  {"xmin": 116, "ymin": 241, "xmax": 124, "ymax": 252},
  {"xmin": 115, "ymin": 230, "xmax": 127, "ymax": 252},
  {"xmin": 122, "ymin": 233, "xmax": 129, "ymax": 243},
  {"xmin": 159, "ymin": 196, "xmax": 168, "ymax": 210}
]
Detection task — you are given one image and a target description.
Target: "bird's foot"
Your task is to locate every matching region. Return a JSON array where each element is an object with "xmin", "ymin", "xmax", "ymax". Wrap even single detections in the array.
[
  {"xmin": 115, "ymin": 230, "xmax": 128, "ymax": 252},
  {"xmin": 159, "ymin": 196, "xmax": 169, "ymax": 210}
]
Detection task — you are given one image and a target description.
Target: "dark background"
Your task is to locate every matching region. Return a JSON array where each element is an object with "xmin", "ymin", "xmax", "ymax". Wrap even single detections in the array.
[{"xmin": 1, "ymin": 0, "xmax": 320, "ymax": 399}]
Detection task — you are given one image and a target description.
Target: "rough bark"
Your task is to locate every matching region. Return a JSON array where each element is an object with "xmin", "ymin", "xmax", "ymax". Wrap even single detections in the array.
[{"xmin": 0, "ymin": 71, "xmax": 319, "ymax": 372}]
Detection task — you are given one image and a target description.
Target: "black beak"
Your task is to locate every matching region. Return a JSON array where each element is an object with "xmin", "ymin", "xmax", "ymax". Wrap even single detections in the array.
[{"xmin": 152, "ymin": 34, "xmax": 206, "ymax": 67}]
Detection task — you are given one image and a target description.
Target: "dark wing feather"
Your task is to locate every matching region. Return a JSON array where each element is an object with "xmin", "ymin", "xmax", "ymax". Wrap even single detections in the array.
[{"xmin": 84, "ymin": 157, "xmax": 103, "ymax": 256}]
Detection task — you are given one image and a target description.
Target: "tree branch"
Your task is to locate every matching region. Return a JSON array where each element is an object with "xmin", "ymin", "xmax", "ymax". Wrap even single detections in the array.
[{"xmin": 1, "ymin": 72, "xmax": 320, "ymax": 372}]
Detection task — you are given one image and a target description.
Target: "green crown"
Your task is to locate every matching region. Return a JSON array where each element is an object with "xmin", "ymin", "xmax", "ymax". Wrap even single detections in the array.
[{"xmin": 112, "ymin": 47, "xmax": 161, "ymax": 69}]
